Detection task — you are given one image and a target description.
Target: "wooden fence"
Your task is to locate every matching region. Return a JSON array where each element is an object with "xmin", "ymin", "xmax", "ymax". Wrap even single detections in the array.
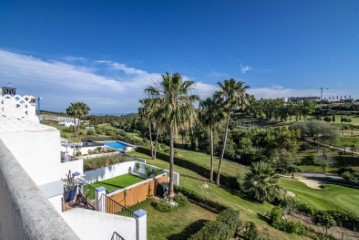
[{"xmin": 108, "ymin": 175, "xmax": 168, "ymax": 208}]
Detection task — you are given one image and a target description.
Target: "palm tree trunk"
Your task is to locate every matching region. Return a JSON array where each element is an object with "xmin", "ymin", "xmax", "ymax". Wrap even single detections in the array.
[
  {"xmin": 168, "ymin": 125, "xmax": 175, "ymax": 198},
  {"xmin": 154, "ymin": 127, "xmax": 159, "ymax": 160},
  {"xmin": 148, "ymin": 122, "xmax": 154, "ymax": 159},
  {"xmin": 216, "ymin": 112, "xmax": 231, "ymax": 185},
  {"xmin": 210, "ymin": 127, "xmax": 214, "ymax": 182}
]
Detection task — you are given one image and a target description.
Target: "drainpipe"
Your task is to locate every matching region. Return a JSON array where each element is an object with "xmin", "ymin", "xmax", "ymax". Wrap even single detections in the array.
[{"xmin": 37, "ymin": 96, "xmax": 42, "ymax": 121}]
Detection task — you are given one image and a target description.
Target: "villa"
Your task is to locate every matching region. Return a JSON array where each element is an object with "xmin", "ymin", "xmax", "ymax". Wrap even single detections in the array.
[{"xmin": 0, "ymin": 89, "xmax": 179, "ymax": 240}]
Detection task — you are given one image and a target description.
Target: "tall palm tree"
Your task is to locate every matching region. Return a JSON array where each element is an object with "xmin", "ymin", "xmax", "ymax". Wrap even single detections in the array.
[
  {"xmin": 145, "ymin": 72, "xmax": 199, "ymax": 198},
  {"xmin": 215, "ymin": 79, "xmax": 249, "ymax": 185},
  {"xmin": 66, "ymin": 102, "xmax": 91, "ymax": 138},
  {"xmin": 199, "ymin": 97, "xmax": 224, "ymax": 182},
  {"xmin": 242, "ymin": 162, "xmax": 284, "ymax": 203},
  {"xmin": 138, "ymin": 98, "xmax": 155, "ymax": 159}
]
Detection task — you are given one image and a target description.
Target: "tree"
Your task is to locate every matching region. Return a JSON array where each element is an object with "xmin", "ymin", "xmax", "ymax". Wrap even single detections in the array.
[
  {"xmin": 242, "ymin": 162, "xmax": 285, "ymax": 202},
  {"xmin": 66, "ymin": 102, "xmax": 91, "ymax": 138},
  {"xmin": 215, "ymin": 79, "xmax": 250, "ymax": 185},
  {"xmin": 138, "ymin": 98, "xmax": 157, "ymax": 159},
  {"xmin": 145, "ymin": 72, "xmax": 198, "ymax": 198},
  {"xmin": 199, "ymin": 97, "xmax": 224, "ymax": 182},
  {"xmin": 313, "ymin": 211, "xmax": 336, "ymax": 237}
]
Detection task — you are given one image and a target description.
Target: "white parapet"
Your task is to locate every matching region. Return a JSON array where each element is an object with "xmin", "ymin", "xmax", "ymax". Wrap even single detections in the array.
[{"xmin": 0, "ymin": 95, "xmax": 38, "ymax": 122}]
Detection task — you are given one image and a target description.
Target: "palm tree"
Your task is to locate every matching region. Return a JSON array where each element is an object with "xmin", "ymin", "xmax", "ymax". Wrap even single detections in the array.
[
  {"xmin": 66, "ymin": 102, "xmax": 91, "ymax": 138},
  {"xmin": 214, "ymin": 79, "xmax": 249, "ymax": 185},
  {"xmin": 242, "ymin": 162, "xmax": 284, "ymax": 202},
  {"xmin": 199, "ymin": 97, "xmax": 224, "ymax": 182},
  {"xmin": 138, "ymin": 98, "xmax": 155, "ymax": 159},
  {"xmin": 145, "ymin": 72, "xmax": 199, "ymax": 198}
]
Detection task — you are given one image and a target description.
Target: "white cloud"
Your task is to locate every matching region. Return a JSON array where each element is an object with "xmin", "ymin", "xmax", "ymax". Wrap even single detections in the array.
[
  {"xmin": 64, "ymin": 56, "xmax": 88, "ymax": 62},
  {"xmin": 240, "ymin": 64, "xmax": 253, "ymax": 74},
  {"xmin": 0, "ymin": 50, "xmax": 163, "ymax": 113}
]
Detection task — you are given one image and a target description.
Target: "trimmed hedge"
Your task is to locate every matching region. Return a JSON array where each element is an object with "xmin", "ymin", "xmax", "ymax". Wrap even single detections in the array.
[
  {"xmin": 188, "ymin": 209, "xmax": 240, "ymax": 240},
  {"xmin": 175, "ymin": 186, "xmax": 227, "ymax": 213},
  {"xmin": 282, "ymin": 197, "xmax": 359, "ymax": 231},
  {"xmin": 136, "ymin": 146, "xmax": 239, "ymax": 189}
]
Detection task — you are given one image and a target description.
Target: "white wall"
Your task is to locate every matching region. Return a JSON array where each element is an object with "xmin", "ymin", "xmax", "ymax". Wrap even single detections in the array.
[
  {"xmin": 84, "ymin": 161, "xmax": 136, "ymax": 184},
  {"xmin": 0, "ymin": 129, "xmax": 62, "ymax": 185},
  {"xmin": 48, "ymin": 195, "xmax": 63, "ymax": 213},
  {"xmin": 62, "ymin": 208, "xmax": 137, "ymax": 240},
  {"xmin": 0, "ymin": 140, "xmax": 79, "ymax": 240},
  {"xmin": 84, "ymin": 160, "xmax": 180, "ymax": 186},
  {"xmin": 60, "ymin": 159, "xmax": 84, "ymax": 178}
]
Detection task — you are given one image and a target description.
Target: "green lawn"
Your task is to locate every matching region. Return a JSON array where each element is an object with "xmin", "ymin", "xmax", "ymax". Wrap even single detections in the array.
[
  {"xmin": 280, "ymin": 178, "xmax": 359, "ymax": 214},
  {"xmin": 336, "ymin": 136, "xmax": 359, "ymax": 150},
  {"xmin": 127, "ymin": 150, "xmax": 306, "ymax": 240},
  {"xmin": 84, "ymin": 173, "xmax": 144, "ymax": 199},
  {"xmin": 128, "ymin": 200, "xmax": 216, "ymax": 240}
]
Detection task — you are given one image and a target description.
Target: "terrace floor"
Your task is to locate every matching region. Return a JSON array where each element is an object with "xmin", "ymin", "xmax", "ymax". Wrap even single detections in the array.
[{"xmin": 83, "ymin": 173, "xmax": 144, "ymax": 200}]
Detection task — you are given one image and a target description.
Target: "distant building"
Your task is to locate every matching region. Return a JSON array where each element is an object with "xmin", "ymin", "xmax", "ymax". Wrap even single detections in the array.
[{"xmin": 284, "ymin": 96, "xmax": 320, "ymax": 103}]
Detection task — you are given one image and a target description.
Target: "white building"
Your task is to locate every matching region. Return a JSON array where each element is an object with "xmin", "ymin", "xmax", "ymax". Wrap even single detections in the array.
[{"xmin": 0, "ymin": 92, "xmax": 147, "ymax": 240}]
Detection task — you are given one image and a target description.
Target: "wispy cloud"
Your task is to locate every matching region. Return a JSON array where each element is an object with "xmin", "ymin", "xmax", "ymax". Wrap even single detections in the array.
[
  {"xmin": 208, "ymin": 71, "xmax": 228, "ymax": 78},
  {"xmin": 0, "ymin": 50, "xmax": 216, "ymax": 113},
  {"xmin": 64, "ymin": 56, "xmax": 88, "ymax": 62},
  {"xmin": 240, "ymin": 64, "xmax": 253, "ymax": 74}
]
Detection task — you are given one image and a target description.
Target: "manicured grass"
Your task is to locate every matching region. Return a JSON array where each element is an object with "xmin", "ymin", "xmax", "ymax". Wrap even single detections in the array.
[
  {"xmin": 174, "ymin": 148, "xmax": 250, "ymax": 180},
  {"xmin": 336, "ymin": 136, "xmax": 359, "ymax": 150},
  {"xmin": 297, "ymin": 165, "xmax": 337, "ymax": 174},
  {"xmin": 128, "ymin": 200, "xmax": 216, "ymax": 240},
  {"xmin": 84, "ymin": 173, "xmax": 144, "ymax": 199},
  {"xmin": 280, "ymin": 178, "xmax": 359, "ymax": 214},
  {"xmin": 127, "ymin": 150, "xmax": 305, "ymax": 240},
  {"xmin": 90, "ymin": 173, "xmax": 144, "ymax": 192}
]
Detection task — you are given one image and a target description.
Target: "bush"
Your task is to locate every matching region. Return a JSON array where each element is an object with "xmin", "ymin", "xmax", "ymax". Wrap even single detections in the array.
[
  {"xmin": 267, "ymin": 207, "xmax": 307, "ymax": 235},
  {"xmin": 175, "ymin": 186, "xmax": 227, "ymax": 213},
  {"xmin": 151, "ymin": 199, "xmax": 174, "ymax": 212},
  {"xmin": 301, "ymin": 154, "xmax": 317, "ymax": 165},
  {"xmin": 238, "ymin": 221, "xmax": 258, "ymax": 240},
  {"xmin": 189, "ymin": 209, "xmax": 239, "ymax": 240},
  {"xmin": 281, "ymin": 198, "xmax": 359, "ymax": 231},
  {"xmin": 323, "ymin": 116, "xmax": 332, "ymax": 122},
  {"xmin": 173, "ymin": 193, "xmax": 188, "ymax": 207}
]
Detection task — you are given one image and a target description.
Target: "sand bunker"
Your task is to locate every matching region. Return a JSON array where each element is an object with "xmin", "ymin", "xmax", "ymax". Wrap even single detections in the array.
[{"xmin": 297, "ymin": 176, "xmax": 322, "ymax": 189}]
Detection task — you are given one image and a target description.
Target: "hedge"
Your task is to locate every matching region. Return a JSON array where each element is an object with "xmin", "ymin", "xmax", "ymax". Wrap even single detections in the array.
[
  {"xmin": 282, "ymin": 197, "xmax": 359, "ymax": 231},
  {"xmin": 175, "ymin": 186, "xmax": 227, "ymax": 213},
  {"xmin": 188, "ymin": 209, "xmax": 240, "ymax": 240},
  {"xmin": 136, "ymin": 146, "xmax": 239, "ymax": 189}
]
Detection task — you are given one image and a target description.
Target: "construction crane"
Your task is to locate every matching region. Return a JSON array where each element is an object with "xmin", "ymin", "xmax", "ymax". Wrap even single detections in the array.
[{"xmin": 320, "ymin": 87, "xmax": 328, "ymax": 100}]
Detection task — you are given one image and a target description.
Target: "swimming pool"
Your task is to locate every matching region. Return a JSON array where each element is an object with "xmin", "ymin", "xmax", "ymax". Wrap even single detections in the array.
[{"xmin": 102, "ymin": 141, "xmax": 131, "ymax": 150}]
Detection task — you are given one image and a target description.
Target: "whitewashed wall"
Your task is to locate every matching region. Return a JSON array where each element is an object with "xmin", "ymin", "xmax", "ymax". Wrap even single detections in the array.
[
  {"xmin": 61, "ymin": 208, "xmax": 137, "ymax": 240},
  {"xmin": 84, "ymin": 160, "xmax": 180, "ymax": 186},
  {"xmin": 0, "ymin": 129, "xmax": 62, "ymax": 185},
  {"xmin": 84, "ymin": 161, "xmax": 137, "ymax": 184}
]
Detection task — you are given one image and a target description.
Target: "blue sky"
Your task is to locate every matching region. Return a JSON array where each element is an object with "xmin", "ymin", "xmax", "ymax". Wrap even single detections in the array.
[{"xmin": 0, "ymin": 0, "xmax": 358, "ymax": 113}]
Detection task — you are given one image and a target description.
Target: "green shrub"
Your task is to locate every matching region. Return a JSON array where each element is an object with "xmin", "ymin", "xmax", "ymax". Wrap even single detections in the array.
[
  {"xmin": 238, "ymin": 221, "xmax": 258, "ymax": 240},
  {"xmin": 173, "ymin": 193, "xmax": 188, "ymax": 207},
  {"xmin": 151, "ymin": 199, "xmax": 174, "ymax": 212},
  {"xmin": 189, "ymin": 220, "xmax": 227, "ymax": 240},
  {"xmin": 189, "ymin": 209, "xmax": 239, "ymax": 240},
  {"xmin": 267, "ymin": 207, "xmax": 307, "ymax": 235},
  {"xmin": 175, "ymin": 186, "xmax": 227, "ymax": 213}
]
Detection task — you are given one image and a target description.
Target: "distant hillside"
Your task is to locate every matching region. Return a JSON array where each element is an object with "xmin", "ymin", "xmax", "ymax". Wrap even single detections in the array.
[{"xmin": 40, "ymin": 110, "xmax": 67, "ymax": 117}]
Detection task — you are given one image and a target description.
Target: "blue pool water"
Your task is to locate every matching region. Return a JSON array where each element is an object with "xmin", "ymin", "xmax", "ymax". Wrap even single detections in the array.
[{"xmin": 103, "ymin": 141, "xmax": 130, "ymax": 150}]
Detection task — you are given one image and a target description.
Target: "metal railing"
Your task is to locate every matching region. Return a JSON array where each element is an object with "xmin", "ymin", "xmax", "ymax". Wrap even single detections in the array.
[
  {"xmin": 76, "ymin": 178, "xmax": 98, "ymax": 205},
  {"xmin": 111, "ymin": 231, "xmax": 125, "ymax": 240},
  {"xmin": 99, "ymin": 194, "xmax": 137, "ymax": 218}
]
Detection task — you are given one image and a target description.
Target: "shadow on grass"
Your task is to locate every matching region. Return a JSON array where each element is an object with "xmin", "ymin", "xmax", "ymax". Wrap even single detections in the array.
[
  {"xmin": 168, "ymin": 219, "xmax": 208, "ymax": 240},
  {"xmin": 335, "ymin": 155, "xmax": 359, "ymax": 167}
]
